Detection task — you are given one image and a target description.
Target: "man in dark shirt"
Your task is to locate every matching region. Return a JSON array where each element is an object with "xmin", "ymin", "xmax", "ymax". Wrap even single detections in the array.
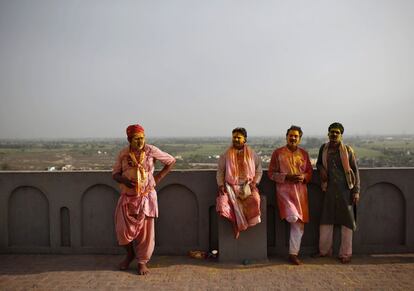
[{"xmin": 315, "ymin": 122, "xmax": 360, "ymax": 264}]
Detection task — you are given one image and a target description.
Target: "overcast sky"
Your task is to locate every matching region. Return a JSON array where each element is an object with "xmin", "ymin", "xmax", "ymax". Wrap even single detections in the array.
[{"xmin": 0, "ymin": 0, "xmax": 413, "ymax": 138}]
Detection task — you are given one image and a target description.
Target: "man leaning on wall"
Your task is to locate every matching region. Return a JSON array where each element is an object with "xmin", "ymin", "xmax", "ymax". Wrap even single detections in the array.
[
  {"xmin": 268, "ymin": 125, "xmax": 313, "ymax": 265},
  {"xmin": 314, "ymin": 122, "xmax": 360, "ymax": 264}
]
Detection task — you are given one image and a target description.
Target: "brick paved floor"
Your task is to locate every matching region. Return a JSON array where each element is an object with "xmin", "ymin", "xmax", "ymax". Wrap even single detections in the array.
[{"xmin": 1, "ymin": 254, "xmax": 413, "ymax": 290}]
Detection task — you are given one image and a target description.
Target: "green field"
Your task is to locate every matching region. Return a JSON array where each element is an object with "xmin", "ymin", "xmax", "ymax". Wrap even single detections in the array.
[{"xmin": 1, "ymin": 135, "xmax": 413, "ymax": 171}]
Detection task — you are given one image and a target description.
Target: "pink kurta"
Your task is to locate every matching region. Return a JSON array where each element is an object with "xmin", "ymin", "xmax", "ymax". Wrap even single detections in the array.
[
  {"xmin": 113, "ymin": 144, "xmax": 175, "ymax": 245},
  {"xmin": 268, "ymin": 146, "xmax": 312, "ymax": 223}
]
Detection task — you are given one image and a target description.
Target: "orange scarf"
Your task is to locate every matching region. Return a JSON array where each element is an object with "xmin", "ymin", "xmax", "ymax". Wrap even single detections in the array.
[
  {"xmin": 225, "ymin": 145, "xmax": 255, "ymax": 185},
  {"xmin": 128, "ymin": 147, "xmax": 147, "ymax": 194}
]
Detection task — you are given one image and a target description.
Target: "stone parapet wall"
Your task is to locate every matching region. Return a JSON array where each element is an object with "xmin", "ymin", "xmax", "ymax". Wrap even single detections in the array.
[{"xmin": 0, "ymin": 169, "xmax": 413, "ymax": 255}]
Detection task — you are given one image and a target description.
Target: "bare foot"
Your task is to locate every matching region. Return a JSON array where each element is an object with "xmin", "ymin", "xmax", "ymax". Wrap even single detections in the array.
[
  {"xmin": 137, "ymin": 263, "xmax": 149, "ymax": 275},
  {"xmin": 119, "ymin": 255, "xmax": 134, "ymax": 270}
]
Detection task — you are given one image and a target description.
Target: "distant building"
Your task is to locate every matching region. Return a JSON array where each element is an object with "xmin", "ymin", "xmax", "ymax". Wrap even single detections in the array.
[
  {"xmin": 261, "ymin": 155, "xmax": 271, "ymax": 163},
  {"xmin": 208, "ymin": 155, "xmax": 220, "ymax": 160},
  {"xmin": 61, "ymin": 164, "xmax": 73, "ymax": 171}
]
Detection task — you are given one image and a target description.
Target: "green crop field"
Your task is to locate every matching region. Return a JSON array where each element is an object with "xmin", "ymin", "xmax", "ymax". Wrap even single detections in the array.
[{"xmin": 0, "ymin": 135, "xmax": 413, "ymax": 171}]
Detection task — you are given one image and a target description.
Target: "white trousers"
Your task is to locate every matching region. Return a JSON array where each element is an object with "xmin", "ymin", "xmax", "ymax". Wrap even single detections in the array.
[
  {"xmin": 287, "ymin": 216, "xmax": 304, "ymax": 255},
  {"xmin": 319, "ymin": 224, "xmax": 353, "ymax": 258}
]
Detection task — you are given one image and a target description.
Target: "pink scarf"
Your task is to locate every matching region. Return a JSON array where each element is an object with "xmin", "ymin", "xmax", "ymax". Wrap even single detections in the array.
[
  {"xmin": 224, "ymin": 145, "xmax": 256, "ymax": 185},
  {"xmin": 321, "ymin": 142, "xmax": 355, "ymax": 191}
]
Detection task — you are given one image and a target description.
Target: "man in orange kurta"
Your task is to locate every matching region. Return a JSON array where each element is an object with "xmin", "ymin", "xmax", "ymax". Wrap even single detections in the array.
[{"xmin": 268, "ymin": 125, "xmax": 312, "ymax": 265}]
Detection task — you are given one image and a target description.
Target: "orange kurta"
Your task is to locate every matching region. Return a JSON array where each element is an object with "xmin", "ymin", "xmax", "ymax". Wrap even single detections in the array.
[{"xmin": 268, "ymin": 146, "xmax": 312, "ymax": 223}]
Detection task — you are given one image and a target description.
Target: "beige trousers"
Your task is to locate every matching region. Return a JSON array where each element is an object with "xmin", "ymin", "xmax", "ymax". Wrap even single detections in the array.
[{"xmin": 319, "ymin": 224, "xmax": 353, "ymax": 258}]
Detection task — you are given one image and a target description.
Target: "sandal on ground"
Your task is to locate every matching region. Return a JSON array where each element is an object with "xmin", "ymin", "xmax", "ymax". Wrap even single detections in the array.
[{"xmin": 289, "ymin": 254, "xmax": 303, "ymax": 265}]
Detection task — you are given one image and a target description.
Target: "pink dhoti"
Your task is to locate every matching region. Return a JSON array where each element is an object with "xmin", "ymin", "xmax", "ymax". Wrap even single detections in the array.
[
  {"xmin": 216, "ymin": 183, "xmax": 261, "ymax": 238},
  {"xmin": 115, "ymin": 193, "xmax": 155, "ymax": 264}
]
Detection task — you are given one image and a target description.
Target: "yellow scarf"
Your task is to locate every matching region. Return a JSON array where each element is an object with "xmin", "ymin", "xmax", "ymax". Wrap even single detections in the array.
[{"xmin": 128, "ymin": 147, "xmax": 147, "ymax": 194}]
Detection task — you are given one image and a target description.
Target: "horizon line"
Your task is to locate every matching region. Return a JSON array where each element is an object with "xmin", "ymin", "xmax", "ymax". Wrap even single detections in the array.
[{"xmin": 1, "ymin": 134, "xmax": 414, "ymax": 140}]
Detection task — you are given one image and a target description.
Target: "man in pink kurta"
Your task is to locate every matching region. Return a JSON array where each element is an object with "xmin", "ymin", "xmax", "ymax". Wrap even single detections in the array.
[
  {"xmin": 268, "ymin": 125, "xmax": 312, "ymax": 265},
  {"xmin": 216, "ymin": 127, "xmax": 263, "ymax": 239},
  {"xmin": 113, "ymin": 124, "xmax": 175, "ymax": 275}
]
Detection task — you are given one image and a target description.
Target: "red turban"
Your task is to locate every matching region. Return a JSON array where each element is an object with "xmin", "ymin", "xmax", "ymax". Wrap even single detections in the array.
[{"xmin": 126, "ymin": 124, "xmax": 145, "ymax": 142}]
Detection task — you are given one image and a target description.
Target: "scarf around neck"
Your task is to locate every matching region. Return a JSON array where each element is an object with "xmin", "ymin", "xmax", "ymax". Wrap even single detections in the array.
[
  {"xmin": 128, "ymin": 146, "xmax": 148, "ymax": 194},
  {"xmin": 321, "ymin": 142, "xmax": 355, "ymax": 191},
  {"xmin": 225, "ymin": 145, "xmax": 255, "ymax": 185}
]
